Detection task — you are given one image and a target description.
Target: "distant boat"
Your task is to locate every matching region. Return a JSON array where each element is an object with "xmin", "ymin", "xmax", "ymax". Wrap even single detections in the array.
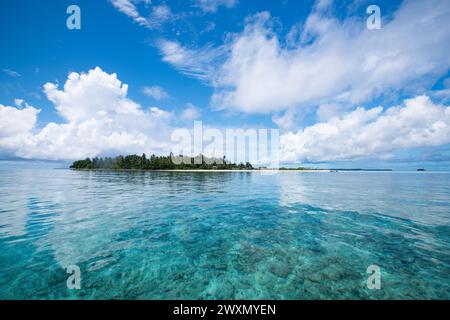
[{"xmin": 417, "ymin": 168, "xmax": 426, "ymax": 171}]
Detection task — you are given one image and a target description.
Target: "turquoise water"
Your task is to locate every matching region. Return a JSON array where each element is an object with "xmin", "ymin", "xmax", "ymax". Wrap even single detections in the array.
[{"xmin": 0, "ymin": 164, "xmax": 449, "ymax": 299}]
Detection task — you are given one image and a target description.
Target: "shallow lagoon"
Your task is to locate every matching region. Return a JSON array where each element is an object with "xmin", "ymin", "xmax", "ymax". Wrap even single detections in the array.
[{"xmin": 0, "ymin": 165, "xmax": 449, "ymax": 299}]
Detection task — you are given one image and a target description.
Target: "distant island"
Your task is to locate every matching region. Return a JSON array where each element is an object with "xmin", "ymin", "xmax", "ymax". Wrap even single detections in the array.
[{"xmin": 70, "ymin": 154, "xmax": 254, "ymax": 170}]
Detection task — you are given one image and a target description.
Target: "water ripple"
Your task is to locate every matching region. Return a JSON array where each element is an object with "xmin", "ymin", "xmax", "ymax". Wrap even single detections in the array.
[{"xmin": 0, "ymin": 168, "xmax": 449, "ymax": 299}]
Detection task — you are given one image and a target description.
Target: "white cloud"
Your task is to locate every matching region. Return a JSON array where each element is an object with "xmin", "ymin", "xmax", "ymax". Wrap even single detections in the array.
[
  {"xmin": 213, "ymin": 1, "xmax": 450, "ymax": 113},
  {"xmin": 316, "ymin": 103, "xmax": 349, "ymax": 122},
  {"xmin": 152, "ymin": 4, "xmax": 172, "ymax": 21},
  {"xmin": 0, "ymin": 103, "xmax": 40, "ymax": 158},
  {"xmin": 110, "ymin": 0, "xmax": 150, "ymax": 27},
  {"xmin": 280, "ymin": 96, "xmax": 450, "ymax": 162},
  {"xmin": 14, "ymin": 99, "xmax": 24, "ymax": 107},
  {"xmin": 142, "ymin": 85, "xmax": 170, "ymax": 100},
  {"xmin": 157, "ymin": 39, "xmax": 226, "ymax": 81},
  {"xmin": 43, "ymin": 68, "xmax": 144, "ymax": 122},
  {"xmin": 181, "ymin": 103, "xmax": 201, "ymax": 121},
  {"xmin": 158, "ymin": 1, "xmax": 450, "ymax": 114},
  {"xmin": 0, "ymin": 67, "xmax": 175, "ymax": 160},
  {"xmin": 110, "ymin": 0, "xmax": 174, "ymax": 29},
  {"xmin": 194, "ymin": 0, "xmax": 237, "ymax": 13},
  {"xmin": 272, "ymin": 109, "xmax": 297, "ymax": 132},
  {"xmin": 0, "ymin": 104, "xmax": 39, "ymax": 139},
  {"xmin": 149, "ymin": 106, "xmax": 172, "ymax": 120}
]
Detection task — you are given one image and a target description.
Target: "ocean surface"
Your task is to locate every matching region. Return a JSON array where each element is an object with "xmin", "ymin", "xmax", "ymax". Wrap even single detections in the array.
[{"xmin": 0, "ymin": 163, "xmax": 449, "ymax": 299}]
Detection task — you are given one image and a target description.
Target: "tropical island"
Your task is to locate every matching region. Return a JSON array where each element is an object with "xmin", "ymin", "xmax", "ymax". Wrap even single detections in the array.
[
  {"xmin": 69, "ymin": 153, "xmax": 336, "ymax": 172},
  {"xmin": 70, "ymin": 153, "xmax": 255, "ymax": 170}
]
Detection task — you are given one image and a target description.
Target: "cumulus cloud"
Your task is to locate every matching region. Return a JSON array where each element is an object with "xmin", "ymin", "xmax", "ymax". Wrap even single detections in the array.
[
  {"xmin": 194, "ymin": 0, "xmax": 237, "ymax": 13},
  {"xmin": 280, "ymin": 96, "xmax": 450, "ymax": 162},
  {"xmin": 181, "ymin": 103, "xmax": 201, "ymax": 121},
  {"xmin": 0, "ymin": 103, "xmax": 40, "ymax": 158},
  {"xmin": 142, "ymin": 85, "xmax": 170, "ymax": 100},
  {"xmin": 0, "ymin": 67, "xmax": 174, "ymax": 160},
  {"xmin": 0, "ymin": 104, "xmax": 39, "ymax": 139}
]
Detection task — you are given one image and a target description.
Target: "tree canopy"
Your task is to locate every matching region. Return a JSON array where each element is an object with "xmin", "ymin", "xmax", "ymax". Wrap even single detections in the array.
[{"xmin": 70, "ymin": 154, "xmax": 254, "ymax": 170}]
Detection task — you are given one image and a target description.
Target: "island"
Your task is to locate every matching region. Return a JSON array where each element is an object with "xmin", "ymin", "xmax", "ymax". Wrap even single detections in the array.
[
  {"xmin": 70, "ymin": 153, "xmax": 335, "ymax": 172},
  {"xmin": 70, "ymin": 153, "xmax": 254, "ymax": 170}
]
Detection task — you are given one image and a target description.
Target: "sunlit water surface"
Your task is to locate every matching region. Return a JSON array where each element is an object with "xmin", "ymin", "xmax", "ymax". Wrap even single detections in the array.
[{"xmin": 0, "ymin": 163, "xmax": 449, "ymax": 299}]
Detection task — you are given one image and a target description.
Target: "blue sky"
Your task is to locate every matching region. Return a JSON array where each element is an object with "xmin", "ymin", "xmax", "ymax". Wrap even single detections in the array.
[{"xmin": 1, "ymin": 0, "xmax": 450, "ymax": 169}]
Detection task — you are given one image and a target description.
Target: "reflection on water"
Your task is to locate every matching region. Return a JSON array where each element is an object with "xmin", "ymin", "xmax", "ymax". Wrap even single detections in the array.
[{"xmin": 0, "ymin": 165, "xmax": 449, "ymax": 299}]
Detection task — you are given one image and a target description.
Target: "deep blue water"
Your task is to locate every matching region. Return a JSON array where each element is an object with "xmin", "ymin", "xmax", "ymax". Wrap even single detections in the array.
[{"xmin": 0, "ymin": 164, "xmax": 449, "ymax": 299}]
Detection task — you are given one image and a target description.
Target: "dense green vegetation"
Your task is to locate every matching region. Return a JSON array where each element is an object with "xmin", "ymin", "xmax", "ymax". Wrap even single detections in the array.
[{"xmin": 70, "ymin": 153, "xmax": 254, "ymax": 170}]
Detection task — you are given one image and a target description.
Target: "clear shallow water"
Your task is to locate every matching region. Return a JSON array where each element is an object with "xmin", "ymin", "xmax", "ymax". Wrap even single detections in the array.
[{"xmin": 0, "ymin": 165, "xmax": 449, "ymax": 299}]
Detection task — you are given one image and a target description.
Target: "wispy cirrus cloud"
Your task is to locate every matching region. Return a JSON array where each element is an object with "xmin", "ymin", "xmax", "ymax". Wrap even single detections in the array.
[
  {"xmin": 109, "ymin": 0, "xmax": 174, "ymax": 29},
  {"xmin": 110, "ymin": 0, "xmax": 150, "ymax": 27},
  {"xmin": 156, "ymin": 39, "xmax": 227, "ymax": 81},
  {"xmin": 2, "ymin": 69, "xmax": 21, "ymax": 77}
]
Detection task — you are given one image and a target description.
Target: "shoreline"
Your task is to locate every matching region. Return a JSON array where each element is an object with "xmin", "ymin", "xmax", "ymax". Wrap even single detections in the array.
[
  {"xmin": 157, "ymin": 169, "xmax": 332, "ymax": 172},
  {"xmin": 70, "ymin": 168, "xmax": 332, "ymax": 173}
]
